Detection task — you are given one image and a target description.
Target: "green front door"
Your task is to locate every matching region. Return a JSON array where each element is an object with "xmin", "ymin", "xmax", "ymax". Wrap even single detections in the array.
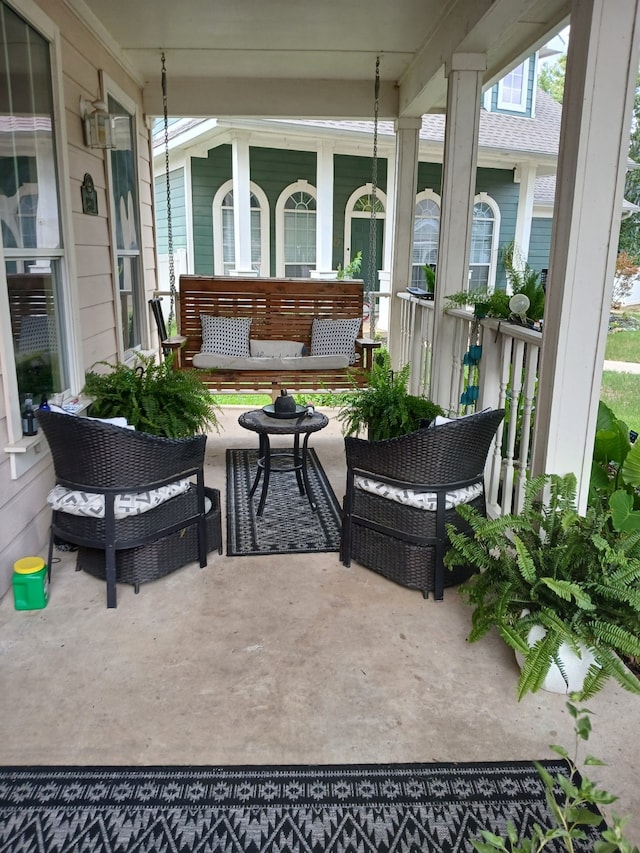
[{"xmin": 350, "ymin": 217, "xmax": 384, "ymax": 296}]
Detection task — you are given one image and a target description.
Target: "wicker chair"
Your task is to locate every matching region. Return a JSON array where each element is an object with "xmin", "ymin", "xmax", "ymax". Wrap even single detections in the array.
[
  {"xmin": 37, "ymin": 409, "xmax": 213, "ymax": 608},
  {"xmin": 341, "ymin": 408, "xmax": 505, "ymax": 600}
]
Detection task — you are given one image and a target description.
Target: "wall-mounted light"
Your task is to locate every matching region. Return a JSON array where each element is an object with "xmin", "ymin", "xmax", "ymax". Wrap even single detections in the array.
[{"xmin": 80, "ymin": 96, "xmax": 115, "ymax": 149}]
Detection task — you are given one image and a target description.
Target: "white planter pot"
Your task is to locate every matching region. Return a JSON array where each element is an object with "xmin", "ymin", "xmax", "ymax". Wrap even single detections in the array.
[{"xmin": 514, "ymin": 624, "xmax": 599, "ymax": 694}]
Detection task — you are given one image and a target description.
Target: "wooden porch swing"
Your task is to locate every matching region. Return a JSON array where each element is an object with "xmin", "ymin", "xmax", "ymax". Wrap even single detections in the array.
[{"xmin": 150, "ymin": 55, "xmax": 381, "ymax": 396}]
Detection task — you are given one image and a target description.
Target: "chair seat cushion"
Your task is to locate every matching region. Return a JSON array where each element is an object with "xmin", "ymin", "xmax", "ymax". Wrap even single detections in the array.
[
  {"xmin": 47, "ymin": 478, "xmax": 192, "ymax": 520},
  {"xmin": 354, "ymin": 475, "xmax": 483, "ymax": 511}
]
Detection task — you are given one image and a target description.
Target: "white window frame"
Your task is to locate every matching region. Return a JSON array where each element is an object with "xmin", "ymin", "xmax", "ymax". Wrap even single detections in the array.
[
  {"xmin": 411, "ymin": 188, "xmax": 441, "ymax": 287},
  {"xmin": 497, "ymin": 58, "xmax": 530, "ymax": 113},
  {"xmin": 102, "ymin": 71, "xmax": 147, "ymax": 361},
  {"xmin": 469, "ymin": 192, "xmax": 501, "ymax": 291},
  {"xmin": 212, "ymin": 179, "xmax": 270, "ymax": 276},
  {"xmin": 275, "ymin": 180, "xmax": 317, "ymax": 277},
  {"xmin": 0, "ymin": 0, "xmax": 82, "ymax": 476},
  {"xmin": 343, "ymin": 183, "xmax": 387, "ymax": 269}
]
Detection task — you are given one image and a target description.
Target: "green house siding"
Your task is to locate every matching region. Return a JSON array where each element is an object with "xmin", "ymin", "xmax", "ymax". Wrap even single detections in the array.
[
  {"xmin": 155, "ymin": 168, "xmax": 187, "ymax": 254},
  {"xmin": 191, "ymin": 145, "xmax": 232, "ymax": 275},
  {"xmin": 528, "ymin": 217, "xmax": 553, "ymax": 274},
  {"xmin": 333, "ymin": 153, "xmax": 387, "ymax": 268},
  {"xmin": 187, "ymin": 143, "xmax": 548, "ymax": 291},
  {"xmin": 475, "ymin": 168, "xmax": 520, "ymax": 290},
  {"xmin": 415, "ymin": 164, "xmax": 518, "ymax": 290},
  {"xmin": 250, "ymin": 147, "xmax": 316, "ymax": 276}
]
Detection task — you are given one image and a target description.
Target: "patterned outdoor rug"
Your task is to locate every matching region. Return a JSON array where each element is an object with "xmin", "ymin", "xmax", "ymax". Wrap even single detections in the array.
[
  {"xmin": 0, "ymin": 761, "xmax": 604, "ymax": 852},
  {"xmin": 226, "ymin": 448, "xmax": 342, "ymax": 556}
]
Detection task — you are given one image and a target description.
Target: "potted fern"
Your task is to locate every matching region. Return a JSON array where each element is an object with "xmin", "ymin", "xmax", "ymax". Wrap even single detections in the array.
[
  {"xmin": 83, "ymin": 352, "xmax": 220, "ymax": 438},
  {"xmin": 335, "ymin": 348, "xmax": 444, "ymax": 440},
  {"xmin": 445, "ymin": 472, "xmax": 640, "ymax": 700}
]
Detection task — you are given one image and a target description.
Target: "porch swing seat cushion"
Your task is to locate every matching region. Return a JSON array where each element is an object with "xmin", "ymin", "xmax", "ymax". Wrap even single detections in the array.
[{"xmin": 191, "ymin": 352, "xmax": 350, "ymax": 371}]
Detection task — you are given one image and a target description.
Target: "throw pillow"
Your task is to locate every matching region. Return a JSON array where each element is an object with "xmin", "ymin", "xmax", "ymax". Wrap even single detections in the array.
[
  {"xmin": 311, "ymin": 317, "xmax": 361, "ymax": 364},
  {"xmin": 200, "ymin": 315, "xmax": 252, "ymax": 357},
  {"xmin": 249, "ymin": 339, "xmax": 306, "ymax": 358},
  {"xmin": 430, "ymin": 407, "xmax": 492, "ymax": 427}
]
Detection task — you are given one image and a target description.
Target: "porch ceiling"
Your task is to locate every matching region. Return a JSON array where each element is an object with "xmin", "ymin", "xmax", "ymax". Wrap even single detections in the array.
[{"xmin": 66, "ymin": 0, "xmax": 569, "ymax": 119}]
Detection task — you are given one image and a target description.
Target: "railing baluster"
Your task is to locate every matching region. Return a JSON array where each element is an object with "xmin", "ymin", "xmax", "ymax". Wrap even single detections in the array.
[{"xmin": 394, "ymin": 294, "xmax": 542, "ymax": 518}]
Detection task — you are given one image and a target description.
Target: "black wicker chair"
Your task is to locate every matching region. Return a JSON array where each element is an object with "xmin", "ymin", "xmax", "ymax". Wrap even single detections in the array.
[
  {"xmin": 341, "ymin": 408, "xmax": 505, "ymax": 600},
  {"xmin": 37, "ymin": 409, "xmax": 212, "ymax": 608}
]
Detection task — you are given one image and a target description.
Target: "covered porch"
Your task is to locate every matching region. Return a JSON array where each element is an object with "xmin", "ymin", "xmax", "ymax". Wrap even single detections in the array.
[{"xmin": 2, "ymin": 406, "xmax": 639, "ymax": 842}]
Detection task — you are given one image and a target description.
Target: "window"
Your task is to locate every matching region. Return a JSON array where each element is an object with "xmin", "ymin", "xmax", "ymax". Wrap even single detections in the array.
[
  {"xmin": 497, "ymin": 59, "xmax": 530, "ymax": 113},
  {"xmin": 276, "ymin": 181, "xmax": 316, "ymax": 277},
  {"xmin": 212, "ymin": 180, "xmax": 269, "ymax": 275},
  {"xmin": 107, "ymin": 94, "xmax": 142, "ymax": 357},
  {"xmin": 0, "ymin": 2, "xmax": 69, "ymax": 408},
  {"xmin": 469, "ymin": 195, "xmax": 500, "ymax": 290},
  {"xmin": 411, "ymin": 191, "xmax": 440, "ymax": 286}
]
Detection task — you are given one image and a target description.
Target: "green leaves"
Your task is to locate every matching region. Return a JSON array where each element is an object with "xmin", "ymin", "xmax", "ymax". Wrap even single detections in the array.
[
  {"xmin": 335, "ymin": 348, "xmax": 444, "ymax": 440},
  {"xmin": 448, "ymin": 470, "xmax": 640, "ymax": 700},
  {"xmin": 472, "ymin": 703, "xmax": 638, "ymax": 853},
  {"xmin": 83, "ymin": 353, "xmax": 220, "ymax": 438}
]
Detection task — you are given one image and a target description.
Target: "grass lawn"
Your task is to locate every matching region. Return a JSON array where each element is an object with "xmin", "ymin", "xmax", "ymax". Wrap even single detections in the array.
[
  {"xmin": 599, "ymin": 371, "xmax": 640, "ymax": 432},
  {"xmin": 605, "ymin": 311, "xmax": 640, "ymax": 361}
]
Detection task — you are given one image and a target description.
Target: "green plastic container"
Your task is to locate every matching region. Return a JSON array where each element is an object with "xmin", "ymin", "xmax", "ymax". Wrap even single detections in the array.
[{"xmin": 12, "ymin": 556, "xmax": 49, "ymax": 610}]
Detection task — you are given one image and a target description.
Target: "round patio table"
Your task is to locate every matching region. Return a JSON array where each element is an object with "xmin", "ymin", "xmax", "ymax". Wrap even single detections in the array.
[{"xmin": 238, "ymin": 408, "xmax": 329, "ymax": 517}]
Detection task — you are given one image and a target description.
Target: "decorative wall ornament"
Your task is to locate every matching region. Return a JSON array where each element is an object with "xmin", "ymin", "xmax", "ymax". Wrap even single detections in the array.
[{"xmin": 81, "ymin": 173, "xmax": 98, "ymax": 215}]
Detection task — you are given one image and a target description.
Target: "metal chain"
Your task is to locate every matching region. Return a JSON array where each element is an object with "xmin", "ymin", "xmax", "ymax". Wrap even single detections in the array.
[
  {"xmin": 161, "ymin": 52, "xmax": 176, "ymax": 331},
  {"xmin": 367, "ymin": 56, "xmax": 380, "ymax": 340}
]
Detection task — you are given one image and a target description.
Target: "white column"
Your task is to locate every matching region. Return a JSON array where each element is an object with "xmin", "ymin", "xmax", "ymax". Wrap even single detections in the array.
[
  {"xmin": 311, "ymin": 143, "xmax": 336, "ymax": 279},
  {"xmin": 513, "ymin": 162, "xmax": 537, "ymax": 269},
  {"xmin": 377, "ymin": 154, "xmax": 395, "ymax": 334},
  {"xmin": 531, "ymin": 0, "xmax": 640, "ymax": 512},
  {"xmin": 430, "ymin": 53, "xmax": 486, "ymax": 411},
  {"xmin": 231, "ymin": 137, "xmax": 256, "ymax": 276},
  {"xmin": 387, "ymin": 118, "xmax": 422, "ymax": 371}
]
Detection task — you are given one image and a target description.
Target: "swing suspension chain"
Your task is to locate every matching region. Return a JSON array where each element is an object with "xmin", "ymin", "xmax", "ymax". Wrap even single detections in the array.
[
  {"xmin": 161, "ymin": 52, "xmax": 176, "ymax": 330},
  {"xmin": 368, "ymin": 56, "xmax": 380, "ymax": 340}
]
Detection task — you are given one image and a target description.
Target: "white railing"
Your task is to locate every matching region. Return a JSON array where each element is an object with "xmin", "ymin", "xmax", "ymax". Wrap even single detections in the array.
[{"xmin": 396, "ymin": 293, "xmax": 542, "ymax": 516}]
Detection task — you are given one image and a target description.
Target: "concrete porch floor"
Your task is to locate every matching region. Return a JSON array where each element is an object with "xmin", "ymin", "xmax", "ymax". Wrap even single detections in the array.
[{"xmin": 0, "ymin": 406, "xmax": 638, "ymax": 842}]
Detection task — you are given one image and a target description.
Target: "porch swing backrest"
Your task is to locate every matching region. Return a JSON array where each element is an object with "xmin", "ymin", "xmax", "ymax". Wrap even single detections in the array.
[{"xmin": 162, "ymin": 274, "xmax": 379, "ymax": 395}]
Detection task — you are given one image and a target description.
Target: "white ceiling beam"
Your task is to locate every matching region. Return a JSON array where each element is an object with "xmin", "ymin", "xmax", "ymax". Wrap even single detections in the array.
[{"xmin": 143, "ymin": 77, "xmax": 399, "ymax": 120}]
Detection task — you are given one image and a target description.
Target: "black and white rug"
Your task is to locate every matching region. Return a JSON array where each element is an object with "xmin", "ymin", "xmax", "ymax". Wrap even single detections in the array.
[
  {"xmin": 0, "ymin": 762, "xmax": 604, "ymax": 852},
  {"xmin": 226, "ymin": 448, "xmax": 342, "ymax": 556}
]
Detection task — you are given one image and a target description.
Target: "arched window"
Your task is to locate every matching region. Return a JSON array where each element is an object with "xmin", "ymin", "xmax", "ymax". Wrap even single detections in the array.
[
  {"xmin": 212, "ymin": 180, "xmax": 269, "ymax": 275},
  {"xmin": 275, "ymin": 181, "xmax": 316, "ymax": 277},
  {"xmin": 412, "ymin": 190, "xmax": 441, "ymax": 286},
  {"xmin": 343, "ymin": 184, "xmax": 386, "ymax": 287},
  {"xmin": 470, "ymin": 194, "xmax": 501, "ymax": 291}
]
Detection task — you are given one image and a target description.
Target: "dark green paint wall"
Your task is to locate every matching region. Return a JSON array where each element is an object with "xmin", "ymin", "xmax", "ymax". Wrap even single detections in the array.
[{"xmin": 189, "ymin": 145, "xmax": 543, "ymax": 288}]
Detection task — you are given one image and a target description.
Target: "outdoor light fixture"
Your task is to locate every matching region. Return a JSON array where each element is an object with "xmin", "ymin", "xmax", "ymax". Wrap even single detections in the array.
[
  {"xmin": 80, "ymin": 96, "xmax": 115, "ymax": 149},
  {"xmin": 509, "ymin": 293, "xmax": 530, "ymax": 324}
]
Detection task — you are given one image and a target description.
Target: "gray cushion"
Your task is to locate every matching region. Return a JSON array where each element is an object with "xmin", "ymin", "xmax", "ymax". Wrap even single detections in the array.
[
  {"xmin": 192, "ymin": 353, "xmax": 349, "ymax": 370},
  {"xmin": 249, "ymin": 339, "xmax": 306, "ymax": 358}
]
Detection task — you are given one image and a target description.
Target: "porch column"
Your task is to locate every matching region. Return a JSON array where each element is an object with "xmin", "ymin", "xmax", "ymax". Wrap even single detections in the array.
[
  {"xmin": 513, "ymin": 162, "xmax": 537, "ymax": 267},
  {"xmin": 377, "ymin": 153, "xmax": 395, "ymax": 335},
  {"xmin": 430, "ymin": 53, "xmax": 486, "ymax": 412},
  {"xmin": 531, "ymin": 0, "xmax": 640, "ymax": 512},
  {"xmin": 311, "ymin": 143, "xmax": 336, "ymax": 279},
  {"xmin": 231, "ymin": 137, "xmax": 256, "ymax": 276},
  {"xmin": 387, "ymin": 118, "xmax": 422, "ymax": 371}
]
